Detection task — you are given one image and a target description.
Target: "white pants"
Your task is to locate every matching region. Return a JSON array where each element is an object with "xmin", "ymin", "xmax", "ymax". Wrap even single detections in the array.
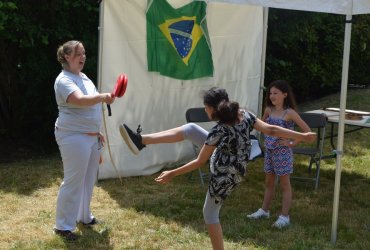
[{"xmin": 54, "ymin": 129, "xmax": 100, "ymax": 231}]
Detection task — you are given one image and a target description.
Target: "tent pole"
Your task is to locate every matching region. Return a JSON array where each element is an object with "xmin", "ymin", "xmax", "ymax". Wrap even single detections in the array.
[
  {"xmin": 97, "ymin": 0, "xmax": 105, "ymax": 91},
  {"xmin": 257, "ymin": 7, "xmax": 269, "ymax": 120},
  {"xmin": 331, "ymin": 14, "xmax": 352, "ymax": 244},
  {"xmin": 96, "ymin": 1, "xmax": 123, "ymax": 182}
]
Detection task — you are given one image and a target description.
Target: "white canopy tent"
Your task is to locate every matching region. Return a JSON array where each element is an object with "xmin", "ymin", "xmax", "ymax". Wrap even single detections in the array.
[
  {"xmin": 97, "ymin": 0, "xmax": 370, "ymax": 244},
  {"xmin": 217, "ymin": 1, "xmax": 370, "ymax": 243}
]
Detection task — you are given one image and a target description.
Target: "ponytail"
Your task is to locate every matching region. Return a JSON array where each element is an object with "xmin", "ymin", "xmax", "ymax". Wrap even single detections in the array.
[{"xmin": 213, "ymin": 100, "xmax": 240, "ymax": 124}]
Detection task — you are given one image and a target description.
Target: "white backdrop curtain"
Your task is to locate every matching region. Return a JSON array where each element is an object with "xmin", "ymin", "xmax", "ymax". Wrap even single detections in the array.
[{"xmin": 98, "ymin": 0, "xmax": 263, "ymax": 179}]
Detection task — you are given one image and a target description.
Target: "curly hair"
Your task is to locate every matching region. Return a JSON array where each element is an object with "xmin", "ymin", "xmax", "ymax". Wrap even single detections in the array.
[{"xmin": 56, "ymin": 40, "xmax": 82, "ymax": 68}]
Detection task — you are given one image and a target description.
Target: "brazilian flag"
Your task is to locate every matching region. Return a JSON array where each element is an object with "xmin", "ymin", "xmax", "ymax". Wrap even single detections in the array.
[{"xmin": 146, "ymin": 0, "xmax": 214, "ymax": 80}]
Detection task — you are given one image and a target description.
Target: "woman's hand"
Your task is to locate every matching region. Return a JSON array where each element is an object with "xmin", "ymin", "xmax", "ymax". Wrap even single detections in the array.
[
  {"xmin": 102, "ymin": 93, "xmax": 115, "ymax": 104},
  {"xmin": 98, "ymin": 133, "xmax": 105, "ymax": 147},
  {"xmin": 155, "ymin": 171, "xmax": 174, "ymax": 184}
]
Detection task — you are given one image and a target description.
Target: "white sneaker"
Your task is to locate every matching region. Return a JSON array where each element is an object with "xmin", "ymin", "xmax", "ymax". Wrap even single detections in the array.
[
  {"xmin": 247, "ymin": 208, "xmax": 270, "ymax": 219},
  {"xmin": 272, "ymin": 215, "xmax": 290, "ymax": 229}
]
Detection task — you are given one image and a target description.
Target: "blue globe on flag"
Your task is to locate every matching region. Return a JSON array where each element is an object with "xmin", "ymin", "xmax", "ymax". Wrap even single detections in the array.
[{"xmin": 168, "ymin": 20, "xmax": 194, "ymax": 58}]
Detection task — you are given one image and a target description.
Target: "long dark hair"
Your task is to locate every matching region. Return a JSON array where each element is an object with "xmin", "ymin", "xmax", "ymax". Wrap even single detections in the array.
[
  {"xmin": 265, "ymin": 80, "xmax": 297, "ymax": 111},
  {"xmin": 203, "ymin": 87, "xmax": 239, "ymax": 124}
]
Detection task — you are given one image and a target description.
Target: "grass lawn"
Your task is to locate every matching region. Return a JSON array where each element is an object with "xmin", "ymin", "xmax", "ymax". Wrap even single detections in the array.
[{"xmin": 0, "ymin": 89, "xmax": 369, "ymax": 250}]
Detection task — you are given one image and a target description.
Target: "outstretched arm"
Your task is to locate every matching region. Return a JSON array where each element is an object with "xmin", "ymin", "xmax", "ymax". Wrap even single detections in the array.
[
  {"xmin": 155, "ymin": 144, "xmax": 216, "ymax": 184},
  {"xmin": 67, "ymin": 89, "xmax": 115, "ymax": 106},
  {"xmin": 253, "ymin": 118, "xmax": 316, "ymax": 144}
]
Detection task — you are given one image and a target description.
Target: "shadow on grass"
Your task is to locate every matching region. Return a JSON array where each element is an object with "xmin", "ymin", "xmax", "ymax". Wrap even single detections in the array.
[
  {"xmin": 98, "ymin": 156, "xmax": 369, "ymax": 249},
  {"xmin": 49, "ymin": 226, "xmax": 113, "ymax": 250},
  {"xmin": 0, "ymin": 140, "xmax": 368, "ymax": 248},
  {"xmin": 0, "ymin": 153, "xmax": 63, "ymax": 195},
  {"xmin": 75, "ymin": 225, "xmax": 113, "ymax": 250}
]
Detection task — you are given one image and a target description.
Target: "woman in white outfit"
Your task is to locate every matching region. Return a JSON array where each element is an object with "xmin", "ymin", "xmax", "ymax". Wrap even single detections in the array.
[{"xmin": 53, "ymin": 40, "xmax": 115, "ymax": 240}]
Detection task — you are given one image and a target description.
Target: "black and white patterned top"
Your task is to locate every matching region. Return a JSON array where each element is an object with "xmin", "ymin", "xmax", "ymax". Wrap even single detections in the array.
[{"xmin": 205, "ymin": 110, "xmax": 257, "ymax": 204}]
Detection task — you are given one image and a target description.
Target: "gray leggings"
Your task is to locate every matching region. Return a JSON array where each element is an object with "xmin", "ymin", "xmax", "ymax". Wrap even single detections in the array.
[
  {"xmin": 203, "ymin": 191, "xmax": 222, "ymax": 224},
  {"xmin": 182, "ymin": 123, "xmax": 221, "ymax": 224},
  {"xmin": 181, "ymin": 123, "xmax": 208, "ymax": 147}
]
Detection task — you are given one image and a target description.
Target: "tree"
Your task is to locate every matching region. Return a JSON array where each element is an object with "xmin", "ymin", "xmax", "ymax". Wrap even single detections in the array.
[
  {"xmin": 0, "ymin": 2, "xmax": 369, "ymax": 155},
  {"xmin": 265, "ymin": 9, "xmax": 370, "ymax": 102},
  {"xmin": 0, "ymin": 0, "xmax": 100, "ymax": 153}
]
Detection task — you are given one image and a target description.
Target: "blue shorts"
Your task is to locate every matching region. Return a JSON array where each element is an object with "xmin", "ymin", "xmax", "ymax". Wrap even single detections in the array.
[{"xmin": 264, "ymin": 146, "xmax": 293, "ymax": 176}]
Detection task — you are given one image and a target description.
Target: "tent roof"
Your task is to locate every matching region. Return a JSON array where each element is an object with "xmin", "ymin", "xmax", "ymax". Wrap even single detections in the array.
[{"xmin": 211, "ymin": 0, "xmax": 370, "ymax": 15}]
